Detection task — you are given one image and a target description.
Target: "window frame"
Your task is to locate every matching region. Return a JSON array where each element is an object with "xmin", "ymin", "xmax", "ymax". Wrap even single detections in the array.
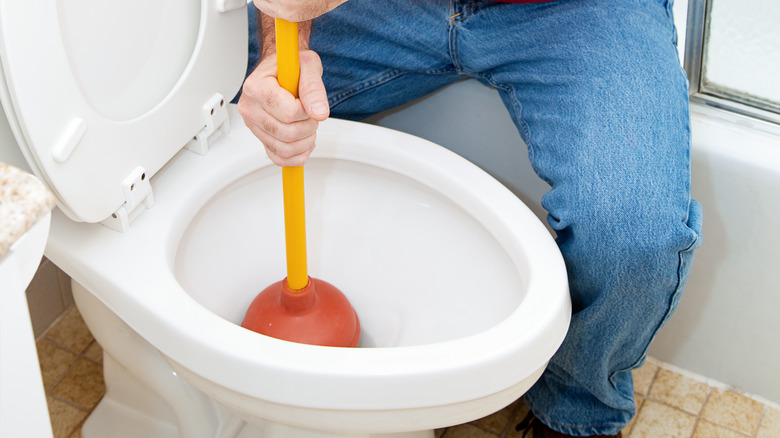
[{"xmin": 684, "ymin": 0, "xmax": 780, "ymax": 127}]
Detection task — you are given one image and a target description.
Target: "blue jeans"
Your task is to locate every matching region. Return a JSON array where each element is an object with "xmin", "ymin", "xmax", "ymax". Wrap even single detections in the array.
[{"xmin": 248, "ymin": 0, "xmax": 702, "ymax": 435}]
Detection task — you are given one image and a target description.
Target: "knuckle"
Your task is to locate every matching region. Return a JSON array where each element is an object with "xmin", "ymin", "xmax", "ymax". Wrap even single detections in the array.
[
  {"xmin": 240, "ymin": 77, "xmax": 263, "ymax": 98},
  {"xmin": 300, "ymin": 49, "xmax": 320, "ymax": 63},
  {"xmin": 278, "ymin": 105, "xmax": 300, "ymax": 124},
  {"xmin": 258, "ymin": 116, "xmax": 279, "ymax": 138},
  {"xmin": 263, "ymin": 93, "xmax": 281, "ymax": 114},
  {"xmin": 236, "ymin": 97, "xmax": 251, "ymax": 119}
]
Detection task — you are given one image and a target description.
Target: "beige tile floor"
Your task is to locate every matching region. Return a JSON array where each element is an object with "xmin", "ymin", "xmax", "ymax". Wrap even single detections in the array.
[{"xmin": 38, "ymin": 306, "xmax": 780, "ymax": 438}]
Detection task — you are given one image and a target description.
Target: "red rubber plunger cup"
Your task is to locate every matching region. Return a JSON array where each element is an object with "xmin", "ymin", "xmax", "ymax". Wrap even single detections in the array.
[
  {"xmin": 241, "ymin": 19, "xmax": 360, "ymax": 347},
  {"xmin": 242, "ymin": 277, "xmax": 360, "ymax": 347}
]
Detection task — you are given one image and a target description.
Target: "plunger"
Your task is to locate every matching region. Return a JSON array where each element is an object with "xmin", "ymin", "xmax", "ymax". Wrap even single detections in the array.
[{"xmin": 241, "ymin": 18, "xmax": 360, "ymax": 347}]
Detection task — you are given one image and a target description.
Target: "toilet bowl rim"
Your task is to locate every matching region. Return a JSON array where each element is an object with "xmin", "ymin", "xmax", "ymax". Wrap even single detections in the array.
[{"xmin": 49, "ymin": 115, "xmax": 571, "ymax": 410}]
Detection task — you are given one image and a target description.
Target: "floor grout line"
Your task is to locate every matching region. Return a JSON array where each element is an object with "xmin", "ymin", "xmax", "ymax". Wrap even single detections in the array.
[
  {"xmin": 754, "ymin": 406, "xmax": 768, "ymax": 438},
  {"xmin": 49, "ymin": 393, "xmax": 91, "ymax": 413},
  {"xmin": 690, "ymin": 385, "xmax": 712, "ymax": 437}
]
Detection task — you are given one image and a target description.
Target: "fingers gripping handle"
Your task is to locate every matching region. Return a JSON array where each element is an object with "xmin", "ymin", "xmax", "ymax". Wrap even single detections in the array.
[{"xmin": 277, "ymin": 19, "xmax": 308, "ymax": 291}]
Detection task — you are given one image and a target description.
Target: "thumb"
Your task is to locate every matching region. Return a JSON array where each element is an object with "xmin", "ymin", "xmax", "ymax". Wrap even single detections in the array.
[{"xmin": 298, "ymin": 50, "xmax": 330, "ymax": 122}]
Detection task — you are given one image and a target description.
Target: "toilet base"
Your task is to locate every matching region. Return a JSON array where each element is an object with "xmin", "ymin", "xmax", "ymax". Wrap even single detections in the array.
[
  {"xmin": 83, "ymin": 355, "xmax": 179, "ymax": 438},
  {"xmin": 88, "ymin": 387, "xmax": 433, "ymax": 438},
  {"xmin": 87, "ymin": 372, "xmax": 433, "ymax": 438},
  {"xmin": 85, "ymin": 356, "xmax": 433, "ymax": 438},
  {"xmin": 73, "ymin": 280, "xmax": 544, "ymax": 438}
]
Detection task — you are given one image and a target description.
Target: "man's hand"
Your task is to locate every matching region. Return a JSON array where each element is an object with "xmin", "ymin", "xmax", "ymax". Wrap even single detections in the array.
[
  {"xmin": 238, "ymin": 49, "xmax": 330, "ymax": 167},
  {"xmin": 253, "ymin": 0, "xmax": 348, "ymax": 22}
]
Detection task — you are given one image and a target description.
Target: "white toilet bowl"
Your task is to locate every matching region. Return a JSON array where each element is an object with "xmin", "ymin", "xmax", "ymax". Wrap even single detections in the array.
[
  {"xmin": 0, "ymin": 1, "xmax": 570, "ymax": 436},
  {"xmin": 46, "ymin": 108, "xmax": 570, "ymax": 437}
]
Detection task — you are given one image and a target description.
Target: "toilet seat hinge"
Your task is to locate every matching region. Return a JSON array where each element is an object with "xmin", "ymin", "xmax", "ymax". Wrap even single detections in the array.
[
  {"xmin": 186, "ymin": 93, "xmax": 230, "ymax": 156},
  {"xmin": 100, "ymin": 166, "xmax": 155, "ymax": 233}
]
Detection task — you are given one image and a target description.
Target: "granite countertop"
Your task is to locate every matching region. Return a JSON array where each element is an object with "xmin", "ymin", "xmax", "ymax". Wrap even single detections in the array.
[{"xmin": 0, "ymin": 162, "xmax": 56, "ymax": 259}]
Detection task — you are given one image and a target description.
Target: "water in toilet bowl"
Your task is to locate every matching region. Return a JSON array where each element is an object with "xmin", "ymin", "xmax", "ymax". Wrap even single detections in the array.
[{"xmin": 175, "ymin": 158, "xmax": 527, "ymax": 348}]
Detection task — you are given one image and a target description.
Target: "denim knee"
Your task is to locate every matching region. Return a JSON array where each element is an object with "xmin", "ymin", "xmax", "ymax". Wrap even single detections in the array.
[{"xmin": 549, "ymin": 197, "xmax": 702, "ymax": 314}]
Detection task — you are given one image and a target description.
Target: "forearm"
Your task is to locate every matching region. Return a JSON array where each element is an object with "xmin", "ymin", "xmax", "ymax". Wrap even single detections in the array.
[{"xmin": 260, "ymin": 12, "xmax": 312, "ymax": 59}]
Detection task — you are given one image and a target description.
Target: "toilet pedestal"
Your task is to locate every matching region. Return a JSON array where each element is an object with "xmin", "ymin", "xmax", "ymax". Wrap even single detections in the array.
[{"xmin": 74, "ymin": 280, "xmax": 545, "ymax": 438}]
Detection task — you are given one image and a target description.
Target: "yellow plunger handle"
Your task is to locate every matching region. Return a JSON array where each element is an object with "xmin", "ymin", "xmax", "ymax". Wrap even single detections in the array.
[{"xmin": 276, "ymin": 19, "xmax": 308, "ymax": 291}]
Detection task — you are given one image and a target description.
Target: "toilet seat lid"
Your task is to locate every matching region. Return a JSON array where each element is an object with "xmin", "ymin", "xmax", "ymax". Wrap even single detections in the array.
[{"xmin": 0, "ymin": 0, "xmax": 248, "ymax": 223}]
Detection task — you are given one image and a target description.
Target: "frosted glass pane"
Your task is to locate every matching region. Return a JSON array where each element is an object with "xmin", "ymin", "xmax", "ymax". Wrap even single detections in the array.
[{"xmin": 701, "ymin": 0, "xmax": 780, "ymax": 113}]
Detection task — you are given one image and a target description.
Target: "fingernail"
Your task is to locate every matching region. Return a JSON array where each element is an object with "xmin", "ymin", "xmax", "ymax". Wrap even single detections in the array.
[{"xmin": 310, "ymin": 102, "xmax": 329, "ymax": 117}]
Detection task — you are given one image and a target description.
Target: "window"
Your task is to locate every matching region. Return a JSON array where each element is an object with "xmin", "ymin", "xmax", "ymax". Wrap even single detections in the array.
[{"xmin": 685, "ymin": 0, "xmax": 780, "ymax": 125}]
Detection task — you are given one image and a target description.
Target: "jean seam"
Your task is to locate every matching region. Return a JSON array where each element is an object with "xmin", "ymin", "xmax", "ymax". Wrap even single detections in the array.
[
  {"xmin": 655, "ymin": 206, "xmax": 702, "ymax": 327},
  {"xmin": 449, "ymin": 27, "xmax": 462, "ymax": 73},
  {"xmin": 607, "ymin": 201, "xmax": 702, "ymax": 401},
  {"xmin": 606, "ymin": 250, "xmax": 699, "ymax": 400},
  {"xmin": 476, "ymin": 73, "xmax": 556, "ymax": 190}
]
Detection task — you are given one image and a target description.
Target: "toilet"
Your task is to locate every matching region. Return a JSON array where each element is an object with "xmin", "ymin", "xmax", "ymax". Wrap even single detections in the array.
[{"xmin": 0, "ymin": 1, "xmax": 570, "ymax": 437}]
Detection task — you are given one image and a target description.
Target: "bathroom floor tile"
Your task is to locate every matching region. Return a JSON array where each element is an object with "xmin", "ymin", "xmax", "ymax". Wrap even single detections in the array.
[
  {"xmin": 756, "ymin": 406, "xmax": 780, "ymax": 438},
  {"xmin": 47, "ymin": 396, "xmax": 87, "ymax": 438},
  {"xmin": 44, "ymin": 306, "xmax": 94, "ymax": 354},
  {"xmin": 692, "ymin": 420, "xmax": 751, "ymax": 438},
  {"xmin": 82, "ymin": 341, "xmax": 103, "ymax": 364},
  {"xmin": 36, "ymin": 338, "xmax": 77, "ymax": 390},
  {"xmin": 648, "ymin": 368, "xmax": 710, "ymax": 415},
  {"xmin": 701, "ymin": 389, "xmax": 764, "ymax": 436},
  {"xmin": 632, "ymin": 361, "xmax": 659, "ymax": 396},
  {"xmin": 51, "ymin": 358, "xmax": 105, "ymax": 410},
  {"xmin": 628, "ymin": 399, "xmax": 697, "ymax": 437}
]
